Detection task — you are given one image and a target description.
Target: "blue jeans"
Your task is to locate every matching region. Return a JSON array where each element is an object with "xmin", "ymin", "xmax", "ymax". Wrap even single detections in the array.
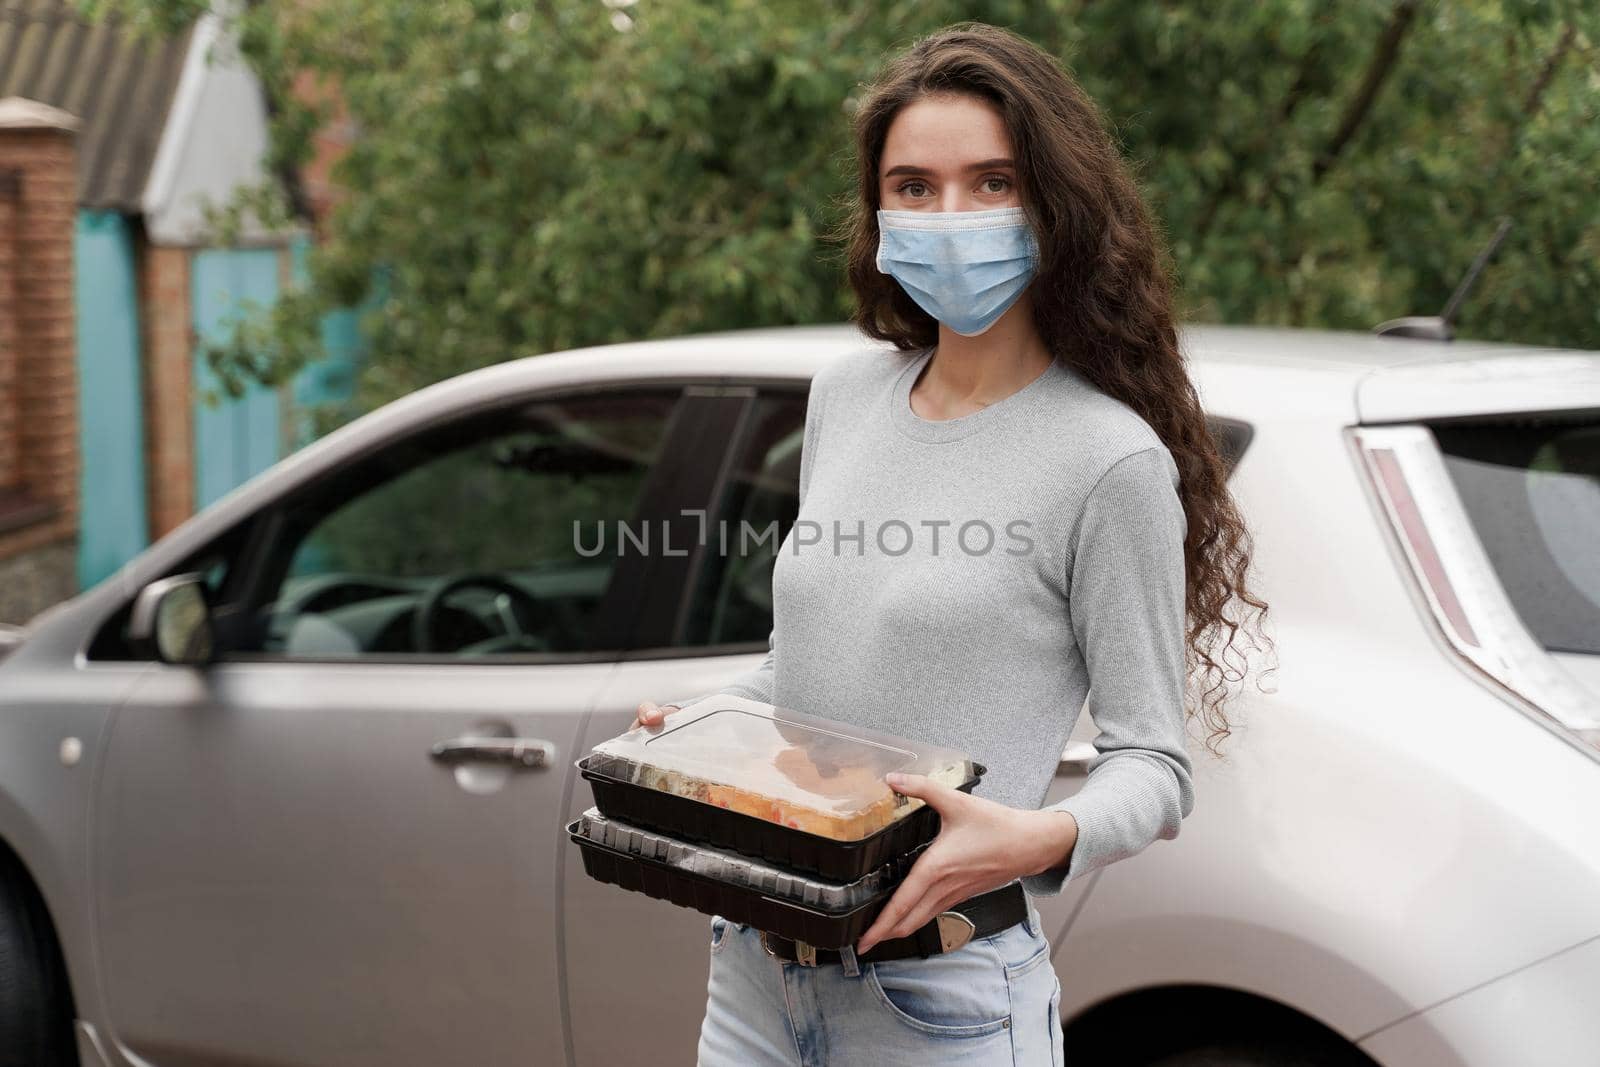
[{"xmin": 697, "ymin": 901, "xmax": 1065, "ymax": 1066}]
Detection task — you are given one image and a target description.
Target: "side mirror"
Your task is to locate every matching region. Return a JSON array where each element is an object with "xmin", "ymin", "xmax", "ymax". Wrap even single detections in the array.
[{"xmin": 128, "ymin": 573, "xmax": 216, "ymax": 666}]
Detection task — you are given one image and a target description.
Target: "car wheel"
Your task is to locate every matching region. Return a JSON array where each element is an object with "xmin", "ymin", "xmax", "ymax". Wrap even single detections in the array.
[
  {"xmin": 0, "ymin": 858, "xmax": 78, "ymax": 1066},
  {"xmin": 1144, "ymin": 1037, "xmax": 1371, "ymax": 1067}
]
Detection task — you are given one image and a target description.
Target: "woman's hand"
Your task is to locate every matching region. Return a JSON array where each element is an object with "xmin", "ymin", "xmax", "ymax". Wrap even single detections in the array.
[
  {"xmin": 629, "ymin": 701, "xmax": 680, "ymax": 731},
  {"xmin": 854, "ymin": 772, "xmax": 1079, "ymax": 956}
]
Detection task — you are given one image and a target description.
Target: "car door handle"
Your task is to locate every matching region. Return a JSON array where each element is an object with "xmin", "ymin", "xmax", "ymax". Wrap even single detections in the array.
[
  {"xmin": 430, "ymin": 736, "xmax": 556, "ymax": 769},
  {"xmin": 1057, "ymin": 741, "xmax": 1097, "ymax": 775}
]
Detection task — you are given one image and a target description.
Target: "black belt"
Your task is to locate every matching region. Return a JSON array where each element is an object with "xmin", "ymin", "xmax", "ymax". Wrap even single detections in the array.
[{"xmin": 758, "ymin": 882, "xmax": 1028, "ymax": 967}]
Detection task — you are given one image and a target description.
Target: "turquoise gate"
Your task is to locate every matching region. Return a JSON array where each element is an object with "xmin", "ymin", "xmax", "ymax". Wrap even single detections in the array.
[{"xmin": 73, "ymin": 210, "xmax": 148, "ymax": 590}]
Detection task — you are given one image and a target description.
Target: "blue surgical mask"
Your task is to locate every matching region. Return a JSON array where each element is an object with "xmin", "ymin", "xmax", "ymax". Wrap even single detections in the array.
[{"xmin": 875, "ymin": 206, "xmax": 1040, "ymax": 336}]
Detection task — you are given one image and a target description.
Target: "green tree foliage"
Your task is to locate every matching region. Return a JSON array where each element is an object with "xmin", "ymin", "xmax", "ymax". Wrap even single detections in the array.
[{"xmin": 82, "ymin": 0, "xmax": 1600, "ymax": 426}]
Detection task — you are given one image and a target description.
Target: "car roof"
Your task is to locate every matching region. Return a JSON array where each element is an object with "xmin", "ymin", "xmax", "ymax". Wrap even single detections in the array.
[
  {"xmin": 284, "ymin": 323, "xmax": 1600, "ymax": 480},
  {"xmin": 424, "ymin": 321, "xmax": 1594, "ymax": 424},
  {"xmin": 448, "ymin": 321, "xmax": 1590, "ymax": 393},
  {"xmin": 1182, "ymin": 323, "xmax": 1587, "ymax": 371}
]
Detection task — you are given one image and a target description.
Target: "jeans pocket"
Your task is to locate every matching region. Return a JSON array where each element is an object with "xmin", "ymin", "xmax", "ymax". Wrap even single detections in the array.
[
  {"xmin": 709, "ymin": 915, "xmax": 729, "ymax": 955},
  {"xmin": 865, "ymin": 941, "xmax": 1012, "ymax": 1038},
  {"xmin": 988, "ymin": 918, "xmax": 1052, "ymax": 977}
]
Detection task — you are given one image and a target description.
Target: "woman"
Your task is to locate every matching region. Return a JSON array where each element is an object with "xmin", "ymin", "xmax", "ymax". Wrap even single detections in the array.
[{"xmin": 634, "ymin": 22, "xmax": 1269, "ymax": 1067}]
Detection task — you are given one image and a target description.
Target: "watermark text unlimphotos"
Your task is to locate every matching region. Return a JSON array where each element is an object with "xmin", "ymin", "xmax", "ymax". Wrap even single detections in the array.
[{"xmin": 573, "ymin": 510, "xmax": 1038, "ymax": 558}]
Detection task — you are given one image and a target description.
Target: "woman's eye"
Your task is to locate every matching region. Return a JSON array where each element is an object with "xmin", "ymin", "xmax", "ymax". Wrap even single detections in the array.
[
  {"xmin": 898, "ymin": 180, "xmax": 930, "ymax": 197},
  {"xmin": 982, "ymin": 176, "xmax": 1011, "ymax": 193}
]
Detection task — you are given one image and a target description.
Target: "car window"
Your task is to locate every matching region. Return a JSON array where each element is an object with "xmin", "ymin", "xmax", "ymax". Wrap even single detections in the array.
[
  {"xmin": 1432, "ymin": 412, "xmax": 1600, "ymax": 656},
  {"xmin": 241, "ymin": 389, "xmax": 680, "ymax": 659},
  {"xmin": 677, "ymin": 391, "xmax": 807, "ymax": 648}
]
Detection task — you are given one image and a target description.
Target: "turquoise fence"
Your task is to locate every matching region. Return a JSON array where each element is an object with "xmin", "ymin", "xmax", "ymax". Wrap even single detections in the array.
[
  {"xmin": 70, "ymin": 222, "xmax": 374, "ymax": 588},
  {"xmin": 73, "ymin": 210, "xmax": 148, "ymax": 590}
]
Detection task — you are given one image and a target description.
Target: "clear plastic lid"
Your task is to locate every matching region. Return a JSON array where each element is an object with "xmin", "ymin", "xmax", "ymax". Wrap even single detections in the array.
[{"xmin": 586, "ymin": 696, "xmax": 975, "ymax": 841}]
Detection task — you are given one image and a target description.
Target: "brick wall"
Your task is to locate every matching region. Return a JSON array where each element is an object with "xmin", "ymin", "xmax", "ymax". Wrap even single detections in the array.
[
  {"xmin": 0, "ymin": 98, "xmax": 80, "ymax": 624},
  {"xmin": 0, "ymin": 171, "xmax": 17, "ymax": 496},
  {"xmin": 139, "ymin": 240, "xmax": 193, "ymax": 541},
  {"xmin": 290, "ymin": 68, "xmax": 356, "ymax": 236}
]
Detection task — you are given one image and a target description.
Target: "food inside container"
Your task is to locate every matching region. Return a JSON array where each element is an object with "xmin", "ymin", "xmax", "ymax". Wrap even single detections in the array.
[{"xmin": 585, "ymin": 696, "xmax": 976, "ymax": 842}]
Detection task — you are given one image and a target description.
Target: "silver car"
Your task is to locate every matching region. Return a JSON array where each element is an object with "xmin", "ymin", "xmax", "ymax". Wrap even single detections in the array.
[{"xmin": 1, "ymin": 324, "xmax": 1596, "ymax": 1067}]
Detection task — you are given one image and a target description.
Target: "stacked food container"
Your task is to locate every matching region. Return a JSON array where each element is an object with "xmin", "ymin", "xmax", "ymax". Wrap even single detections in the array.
[{"xmin": 568, "ymin": 695, "xmax": 984, "ymax": 949}]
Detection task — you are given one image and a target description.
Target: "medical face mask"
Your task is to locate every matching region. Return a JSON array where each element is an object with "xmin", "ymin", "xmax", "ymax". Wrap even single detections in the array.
[{"xmin": 875, "ymin": 206, "xmax": 1040, "ymax": 336}]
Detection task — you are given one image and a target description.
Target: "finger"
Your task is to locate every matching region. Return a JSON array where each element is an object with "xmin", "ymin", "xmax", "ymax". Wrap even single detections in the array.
[
  {"xmin": 634, "ymin": 701, "xmax": 674, "ymax": 729},
  {"xmin": 884, "ymin": 883, "xmax": 969, "ymax": 944},
  {"xmin": 857, "ymin": 875, "xmax": 922, "ymax": 955},
  {"xmin": 855, "ymin": 882, "xmax": 913, "ymax": 956},
  {"xmin": 856, "ymin": 853, "xmax": 938, "ymax": 955},
  {"xmin": 885, "ymin": 772, "xmax": 966, "ymax": 814}
]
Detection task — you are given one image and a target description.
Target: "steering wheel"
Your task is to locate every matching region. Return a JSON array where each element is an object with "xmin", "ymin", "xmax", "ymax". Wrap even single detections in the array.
[{"xmin": 411, "ymin": 572, "xmax": 552, "ymax": 654}]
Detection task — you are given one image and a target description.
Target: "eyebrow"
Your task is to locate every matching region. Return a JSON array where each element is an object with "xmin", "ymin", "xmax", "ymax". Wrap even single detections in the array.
[{"xmin": 882, "ymin": 157, "xmax": 1016, "ymax": 179}]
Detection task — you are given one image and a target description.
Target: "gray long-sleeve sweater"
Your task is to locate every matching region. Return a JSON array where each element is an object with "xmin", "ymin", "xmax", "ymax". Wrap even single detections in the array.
[{"xmin": 668, "ymin": 343, "xmax": 1195, "ymax": 897}]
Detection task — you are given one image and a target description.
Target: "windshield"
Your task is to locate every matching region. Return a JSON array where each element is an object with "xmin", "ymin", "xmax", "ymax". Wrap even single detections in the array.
[{"xmin": 1431, "ymin": 412, "xmax": 1600, "ymax": 656}]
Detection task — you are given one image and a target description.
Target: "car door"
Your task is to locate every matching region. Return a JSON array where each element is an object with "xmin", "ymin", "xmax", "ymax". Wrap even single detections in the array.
[
  {"xmin": 93, "ymin": 385, "xmax": 698, "ymax": 1067},
  {"xmin": 562, "ymin": 384, "xmax": 807, "ymax": 1067}
]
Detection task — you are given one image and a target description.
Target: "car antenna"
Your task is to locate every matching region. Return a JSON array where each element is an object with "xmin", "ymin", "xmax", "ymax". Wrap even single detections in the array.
[{"xmin": 1372, "ymin": 216, "xmax": 1512, "ymax": 342}]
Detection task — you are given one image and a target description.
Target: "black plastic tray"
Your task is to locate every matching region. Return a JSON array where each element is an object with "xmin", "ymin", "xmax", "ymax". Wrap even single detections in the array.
[
  {"xmin": 577, "ymin": 755, "xmax": 984, "ymax": 882},
  {"xmin": 567, "ymin": 819, "xmax": 898, "ymax": 948}
]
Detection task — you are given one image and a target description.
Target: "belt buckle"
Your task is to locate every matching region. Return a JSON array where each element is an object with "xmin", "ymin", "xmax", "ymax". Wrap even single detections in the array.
[
  {"xmin": 760, "ymin": 931, "xmax": 819, "ymax": 967},
  {"xmin": 935, "ymin": 911, "xmax": 977, "ymax": 952}
]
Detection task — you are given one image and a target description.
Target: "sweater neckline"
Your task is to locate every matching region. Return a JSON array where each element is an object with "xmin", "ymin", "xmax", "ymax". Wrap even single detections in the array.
[{"xmin": 889, "ymin": 346, "xmax": 1068, "ymax": 443}]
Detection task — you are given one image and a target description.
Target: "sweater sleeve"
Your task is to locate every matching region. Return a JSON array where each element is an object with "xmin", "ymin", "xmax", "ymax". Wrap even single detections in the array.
[
  {"xmin": 1022, "ymin": 444, "xmax": 1196, "ymax": 897},
  {"xmin": 659, "ymin": 367, "xmax": 828, "ymax": 712}
]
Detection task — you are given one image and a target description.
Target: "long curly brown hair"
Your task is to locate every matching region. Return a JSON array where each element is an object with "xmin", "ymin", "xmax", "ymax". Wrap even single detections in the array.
[{"xmin": 831, "ymin": 23, "xmax": 1275, "ymax": 755}]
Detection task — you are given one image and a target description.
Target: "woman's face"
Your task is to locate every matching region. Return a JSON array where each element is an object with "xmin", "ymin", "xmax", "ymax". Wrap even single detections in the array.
[{"xmin": 877, "ymin": 92, "xmax": 1021, "ymax": 214}]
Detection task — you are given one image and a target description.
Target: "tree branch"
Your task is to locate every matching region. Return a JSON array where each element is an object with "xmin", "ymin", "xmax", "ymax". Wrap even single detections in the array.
[
  {"xmin": 1521, "ymin": 20, "xmax": 1576, "ymax": 119},
  {"xmin": 1193, "ymin": 33, "xmax": 1327, "ymax": 242},
  {"xmin": 1312, "ymin": 0, "xmax": 1420, "ymax": 184}
]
